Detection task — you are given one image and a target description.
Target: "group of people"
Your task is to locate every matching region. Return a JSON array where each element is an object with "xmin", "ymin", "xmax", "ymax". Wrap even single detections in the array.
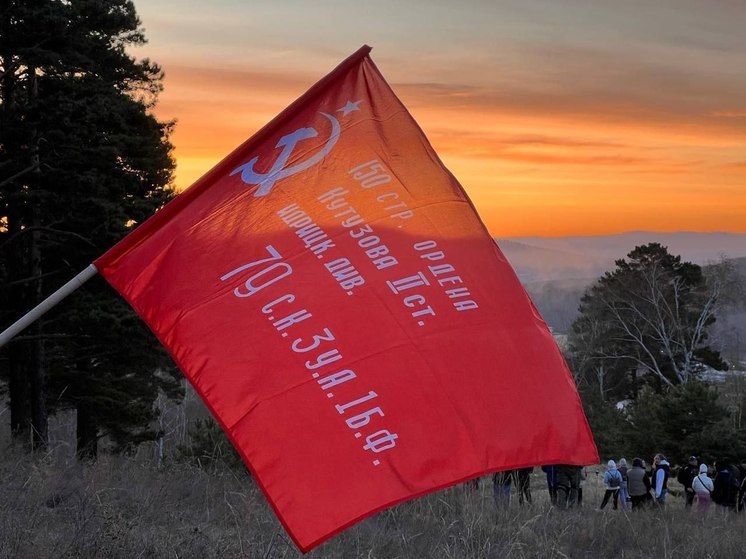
[
  {"xmin": 486, "ymin": 465, "xmax": 589, "ymax": 509},
  {"xmin": 598, "ymin": 454, "xmax": 746, "ymax": 513},
  {"xmin": 598, "ymin": 455, "xmax": 669, "ymax": 510},
  {"xmin": 492, "ymin": 467, "xmax": 534, "ymax": 507},
  {"xmin": 481, "ymin": 455, "xmax": 746, "ymax": 513}
]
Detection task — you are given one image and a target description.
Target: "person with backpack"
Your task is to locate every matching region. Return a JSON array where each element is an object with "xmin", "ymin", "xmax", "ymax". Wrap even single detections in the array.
[
  {"xmin": 677, "ymin": 455, "xmax": 699, "ymax": 508},
  {"xmin": 692, "ymin": 463, "xmax": 714, "ymax": 512},
  {"xmin": 599, "ymin": 460, "xmax": 623, "ymax": 510}
]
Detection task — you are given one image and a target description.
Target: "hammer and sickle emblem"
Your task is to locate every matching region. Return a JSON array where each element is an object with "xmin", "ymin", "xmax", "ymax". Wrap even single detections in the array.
[{"xmin": 231, "ymin": 112, "xmax": 341, "ymax": 197}]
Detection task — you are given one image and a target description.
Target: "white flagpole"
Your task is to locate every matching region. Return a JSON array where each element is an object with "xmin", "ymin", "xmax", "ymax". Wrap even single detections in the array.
[{"xmin": 0, "ymin": 263, "xmax": 98, "ymax": 349}]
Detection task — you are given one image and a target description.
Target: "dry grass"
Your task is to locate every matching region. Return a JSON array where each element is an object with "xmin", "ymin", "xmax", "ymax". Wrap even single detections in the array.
[{"xmin": 1, "ymin": 447, "xmax": 745, "ymax": 559}]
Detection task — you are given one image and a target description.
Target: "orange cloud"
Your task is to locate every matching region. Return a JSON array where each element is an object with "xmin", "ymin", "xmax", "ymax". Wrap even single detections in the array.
[{"xmin": 152, "ymin": 58, "xmax": 746, "ymax": 237}]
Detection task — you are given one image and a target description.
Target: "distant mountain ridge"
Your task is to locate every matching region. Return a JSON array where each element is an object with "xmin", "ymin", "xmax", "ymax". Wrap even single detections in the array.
[{"xmin": 497, "ymin": 231, "xmax": 746, "ymax": 284}]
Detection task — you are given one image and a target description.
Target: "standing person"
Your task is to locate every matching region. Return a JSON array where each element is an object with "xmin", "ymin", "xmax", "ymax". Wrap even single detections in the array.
[
  {"xmin": 643, "ymin": 460, "xmax": 654, "ymax": 504},
  {"xmin": 541, "ymin": 465, "xmax": 558, "ymax": 505},
  {"xmin": 677, "ymin": 455, "xmax": 699, "ymax": 508},
  {"xmin": 514, "ymin": 467, "xmax": 533, "ymax": 505},
  {"xmin": 618, "ymin": 458, "xmax": 631, "ymax": 511},
  {"xmin": 652, "ymin": 454, "xmax": 671, "ymax": 506},
  {"xmin": 493, "ymin": 470, "xmax": 513, "ymax": 511},
  {"xmin": 692, "ymin": 463, "xmax": 714, "ymax": 513},
  {"xmin": 738, "ymin": 458, "xmax": 746, "ymax": 480},
  {"xmin": 599, "ymin": 460, "xmax": 623, "ymax": 510},
  {"xmin": 712, "ymin": 458, "xmax": 741, "ymax": 510},
  {"xmin": 737, "ymin": 458, "xmax": 746, "ymax": 512},
  {"xmin": 555, "ymin": 465, "xmax": 581, "ymax": 509},
  {"xmin": 578, "ymin": 466, "xmax": 588, "ymax": 507},
  {"xmin": 627, "ymin": 458, "xmax": 651, "ymax": 509}
]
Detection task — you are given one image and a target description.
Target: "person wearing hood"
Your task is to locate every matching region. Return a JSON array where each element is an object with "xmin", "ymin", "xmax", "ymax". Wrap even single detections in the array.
[
  {"xmin": 653, "ymin": 454, "xmax": 671, "ymax": 506},
  {"xmin": 692, "ymin": 463, "xmax": 714, "ymax": 512},
  {"xmin": 599, "ymin": 460, "xmax": 623, "ymax": 510}
]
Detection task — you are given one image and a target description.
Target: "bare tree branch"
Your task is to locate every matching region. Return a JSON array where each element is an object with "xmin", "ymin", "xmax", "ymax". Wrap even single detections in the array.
[
  {"xmin": 0, "ymin": 225, "xmax": 96, "ymax": 251},
  {"xmin": 0, "ymin": 161, "xmax": 38, "ymax": 188}
]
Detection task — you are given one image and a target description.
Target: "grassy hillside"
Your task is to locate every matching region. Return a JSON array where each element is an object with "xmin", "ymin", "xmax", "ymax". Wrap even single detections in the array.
[{"xmin": 1, "ymin": 446, "xmax": 744, "ymax": 558}]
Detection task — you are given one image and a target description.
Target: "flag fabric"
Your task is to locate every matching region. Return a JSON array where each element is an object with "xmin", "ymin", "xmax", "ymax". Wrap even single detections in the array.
[{"xmin": 95, "ymin": 45, "xmax": 598, "ymax": 552}]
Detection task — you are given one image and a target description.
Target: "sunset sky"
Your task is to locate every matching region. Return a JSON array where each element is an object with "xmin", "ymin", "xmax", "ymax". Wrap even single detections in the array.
[{"xmin": 134, "ymin": 0, "xmax": 746, "ymax": 237}]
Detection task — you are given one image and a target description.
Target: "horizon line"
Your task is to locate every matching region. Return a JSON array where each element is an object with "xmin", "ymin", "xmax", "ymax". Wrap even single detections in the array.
[{"xmin": 497, "ymin": 230, "xmax": 746, "ymax": 239}]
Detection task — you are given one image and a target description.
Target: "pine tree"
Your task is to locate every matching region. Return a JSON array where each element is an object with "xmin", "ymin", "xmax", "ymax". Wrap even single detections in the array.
[
  {"xmin": 625, "ymin": 382, "xmax": 746, "ymax": 464},
  {"xmin": 568, "ymin": 243, "xmax": 728, "ymax": 403},
  {"xmin": 1, "ymin": 0, "xmax": 181, "ymax": 456}
]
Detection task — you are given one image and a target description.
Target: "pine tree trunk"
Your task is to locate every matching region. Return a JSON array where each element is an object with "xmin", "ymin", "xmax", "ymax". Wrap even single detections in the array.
[
  {"xmin": 8, "ymin": 344, "xmax": 32, "ymax": 443},
  {"xmin": 1, "ymin": 48, "xmax": 33, "ymax": 444},
  {"xmin": 5, "ymin": 218, "xmax": 33, "ymax": 445},
  {"xmin": 28, "ymin": 66, "xmax": 48, "ymax": 449},
  {"xmin": 29, "ymin": 323, "xmax": 48, "ymax": 448}
]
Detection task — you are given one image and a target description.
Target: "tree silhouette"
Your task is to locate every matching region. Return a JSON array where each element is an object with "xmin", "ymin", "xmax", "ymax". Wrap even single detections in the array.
[
  {"xmin": 569, "ymin": 243, "xmax": 728, "ymax": 403},
  {"xmin": 1, "ymin": 0, "xmax": 181, "ymax": 457}
]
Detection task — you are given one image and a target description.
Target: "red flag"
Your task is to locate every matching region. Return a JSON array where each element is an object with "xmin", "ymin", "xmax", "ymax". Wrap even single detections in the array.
[{"xmin": 95, "ymin": 45, "xmax": 597, "ymax": 551}]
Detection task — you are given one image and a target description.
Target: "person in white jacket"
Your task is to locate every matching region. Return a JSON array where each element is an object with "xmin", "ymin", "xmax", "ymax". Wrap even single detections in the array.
[{"xmin": 692, "ymin": 463, "xmax": 714, "ymax": 512}]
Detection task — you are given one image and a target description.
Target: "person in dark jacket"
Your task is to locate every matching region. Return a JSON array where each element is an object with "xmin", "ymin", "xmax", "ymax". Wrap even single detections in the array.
[
  {"xmin": 677, "ymin": 455, "xmax": 699, "ymax": 507},
  {"xmin": 737, "ymin": 458, "xmax": 746, "ymax": 484},
  {"xmin": 493, "ymin": 470, "xmax": 513, "ymax": 510},
  {"xmin": 514, "ymin": 467, "xmax": 533, "ymax": 505},
  {"xmin": 652, "ymin": 454, "xmax": 670, "ymax": 506},
  {"xmin": 738, "ymin": 458, "xmax": 746, "ymax": 512},
  {"xmin": 541, "ymin": 465, "xmax": 558, "ymax": 505},
  {"xmin": 578, "ymin": 466, "xmax": 588, "ymax": 506},
  {"xmin": 555, "ymin": 465, "xmax": 581, "ymax": 509},
  {"xmin": 627, "ymin": 457, "xmax": 651, "ymax": 509},
  {"xmin": 712, "ymin": 458, "xmax": 741, "ymax": 510}
]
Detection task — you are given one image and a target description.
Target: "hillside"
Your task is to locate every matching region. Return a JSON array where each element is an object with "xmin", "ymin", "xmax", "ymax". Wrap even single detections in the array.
[
  {"xmin": 521, "ymin": 278, "xmax": 593, "ymax": 333},
  {"xmin": 498, "ymin": 231, "xmax": 746, "ymax": 284},
  {"xmin": 501, "ymin": 234, "xmax": 746, "ymax": 360}
]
